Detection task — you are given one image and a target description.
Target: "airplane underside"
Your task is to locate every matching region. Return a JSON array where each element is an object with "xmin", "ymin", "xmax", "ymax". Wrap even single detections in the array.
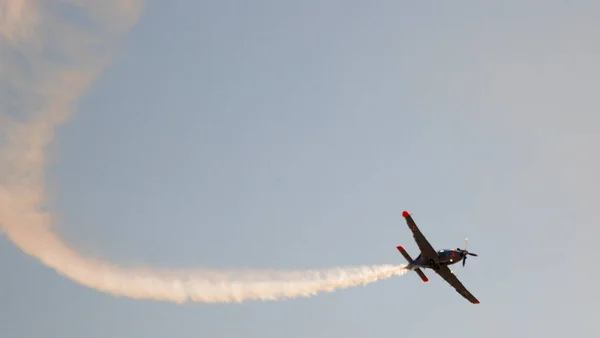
[
  {"xmin": 401, "ymin": 251, "xmax": 444, "ymax": 269},
  {"xmin": 396, "ymin": 246, "xmax": 460, "ymax": 281},
  {"xmin": 406, "ymin": 259, "xmax": 445, "ymax": 271}
]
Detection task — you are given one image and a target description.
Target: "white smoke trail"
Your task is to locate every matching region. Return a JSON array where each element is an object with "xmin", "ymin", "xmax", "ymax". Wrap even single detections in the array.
[{"xmin": 0, "ymin": 0, "xmax": 406, "ymax": 304}]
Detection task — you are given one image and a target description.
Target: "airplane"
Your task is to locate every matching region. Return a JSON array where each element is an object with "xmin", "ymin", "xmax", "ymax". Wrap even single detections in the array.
[{"xmin": 396, "ymin": 210, "xmax": 480, "ymax": 304}]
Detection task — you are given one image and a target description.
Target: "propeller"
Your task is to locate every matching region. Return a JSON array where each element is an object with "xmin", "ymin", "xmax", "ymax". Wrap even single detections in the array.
[{"xmin": 460, "ymin": 237, "xmax": 478, "ymax": 267}]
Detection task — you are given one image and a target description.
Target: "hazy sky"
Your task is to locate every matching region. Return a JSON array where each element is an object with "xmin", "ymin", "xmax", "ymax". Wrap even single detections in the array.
[{"xmin": 1, "ymin": 1, "xmax": 599, "ymax": 337}]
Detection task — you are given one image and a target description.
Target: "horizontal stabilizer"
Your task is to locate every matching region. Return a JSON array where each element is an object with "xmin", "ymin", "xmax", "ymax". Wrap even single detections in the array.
[
  {"xmin": 414, "ymin": 268, "xmax": 429, "ymax": 282},
  {"xmin": 396, "ymin": 246, "xmax": 413, "ymax": 263},
  {"xmin": 396, "ymin": 246, "xmax": 428, "ymax": 282}
]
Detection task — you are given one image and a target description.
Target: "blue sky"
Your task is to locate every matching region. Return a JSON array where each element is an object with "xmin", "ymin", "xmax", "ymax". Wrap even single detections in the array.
[{"xmin": 1, "ymin": 1, "xmax": 599, "ymax": 337}]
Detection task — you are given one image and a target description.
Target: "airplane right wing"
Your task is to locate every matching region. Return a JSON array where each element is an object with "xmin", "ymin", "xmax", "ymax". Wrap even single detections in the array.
[
  {"xmin": 435, "ymin": 265, "xmax": 480, "ymax": 304},
  {"xmin": 402, "ymin": 211, "xmax": 438, "ymax": 260}
]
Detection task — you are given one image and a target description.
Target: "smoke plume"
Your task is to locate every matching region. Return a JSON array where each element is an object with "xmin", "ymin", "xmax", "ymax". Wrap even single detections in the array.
[{"xmin": 0, "ymin": 0, "xmax": 406, "ymax": 304}]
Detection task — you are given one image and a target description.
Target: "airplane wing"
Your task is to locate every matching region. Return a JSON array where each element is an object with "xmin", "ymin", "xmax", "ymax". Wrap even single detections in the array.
[
  {"xmin": 435, "ymin": 265, "xmax": 480, "ymax": 304},
  {"xmin": 402, "ymin": 211, "xmax": 438, "ymax": 260}
]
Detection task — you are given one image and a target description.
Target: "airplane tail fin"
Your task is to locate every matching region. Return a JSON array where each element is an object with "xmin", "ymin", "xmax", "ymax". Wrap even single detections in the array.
[{"xmin": 396, "ymin": 246, "xmax": 428, "ymax": 282}]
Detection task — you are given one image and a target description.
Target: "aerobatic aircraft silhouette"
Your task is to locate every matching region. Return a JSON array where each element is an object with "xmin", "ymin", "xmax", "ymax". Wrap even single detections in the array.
[{"xmin": 397, "ymin": 210, "xmax": 480, "ymax": 304}]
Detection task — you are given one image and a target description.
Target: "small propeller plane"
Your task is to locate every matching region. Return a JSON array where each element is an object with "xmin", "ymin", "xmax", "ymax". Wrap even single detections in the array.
[{"xmin": 396, "ymin": 210, "xmax": 480, "ymax": 304}]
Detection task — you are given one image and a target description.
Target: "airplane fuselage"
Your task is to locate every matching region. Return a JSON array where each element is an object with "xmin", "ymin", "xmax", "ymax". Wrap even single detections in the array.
[{"xmin": 406, "ymin": 249, "xmax": 465, "ymax": 270}]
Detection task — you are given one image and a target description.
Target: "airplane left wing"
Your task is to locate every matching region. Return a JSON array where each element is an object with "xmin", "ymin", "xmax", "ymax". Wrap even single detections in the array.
[
  {"xmin": 402, "ymin": 211, "xmax": 438, "ymax": 260},
  {"xmin": 435, "ymin": 265, "xmax": 480, "ymax": 304}
]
